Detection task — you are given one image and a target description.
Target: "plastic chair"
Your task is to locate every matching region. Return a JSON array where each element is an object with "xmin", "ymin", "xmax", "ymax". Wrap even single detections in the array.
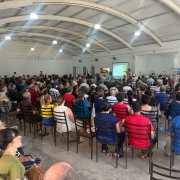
[
  {"xmin": 150, "ymin": 161, "xmax": 180, "ymax": 180},
  {"xmin": 125, "ymin": 122, "xmax": 152, "ymax": 172},
  {"xmin": 141, "ymin": 109, "xmax": 159, "ymax": 149}
]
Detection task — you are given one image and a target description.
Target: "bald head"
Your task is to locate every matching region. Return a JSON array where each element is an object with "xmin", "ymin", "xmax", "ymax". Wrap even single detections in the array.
[{"xmin": 44, "ymin": 162, "xmax": 75, "ymax": 180}]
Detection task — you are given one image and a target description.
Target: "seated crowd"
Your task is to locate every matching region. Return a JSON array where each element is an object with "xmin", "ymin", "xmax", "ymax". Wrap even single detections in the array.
[{"xmin": 0, "ymin": 72, "xmax": 180, "ymax": 179}]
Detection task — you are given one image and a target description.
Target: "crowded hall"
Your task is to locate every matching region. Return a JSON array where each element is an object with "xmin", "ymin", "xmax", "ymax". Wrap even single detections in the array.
[{"xmin": 1, "ymin": 0, "xmax": 180, "ymax": 180}]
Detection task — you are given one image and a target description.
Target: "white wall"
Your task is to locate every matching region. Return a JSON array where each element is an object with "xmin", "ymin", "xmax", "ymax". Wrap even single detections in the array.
[
  {"xmin": 0, "ymin": 41, "xmax": 72, "ymax": 76},
  {"xmin": 134, "ymin": 53, "xmax": 178, "ymax": 76}
]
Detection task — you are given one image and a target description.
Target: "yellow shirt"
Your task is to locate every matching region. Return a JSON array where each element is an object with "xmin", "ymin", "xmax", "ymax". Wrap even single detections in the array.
[{"xmin": 41, "ymin": 104, "xmax": 54, "ymax": 118}]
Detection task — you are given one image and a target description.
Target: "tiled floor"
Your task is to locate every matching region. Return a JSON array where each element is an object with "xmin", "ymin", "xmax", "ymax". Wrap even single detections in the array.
[{"xmin": 5, "ymin": 117, "xmax": 180, "ymax": 180}]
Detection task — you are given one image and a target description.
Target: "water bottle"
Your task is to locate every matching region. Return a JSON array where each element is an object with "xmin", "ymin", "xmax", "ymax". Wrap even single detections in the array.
[
  {"xmin": 160, "ymin": 123, "xmax": 163, "ymax": 130},
  {"xmin": 34, "ymin": 158, "xmax": 41, "ymax": 169}
]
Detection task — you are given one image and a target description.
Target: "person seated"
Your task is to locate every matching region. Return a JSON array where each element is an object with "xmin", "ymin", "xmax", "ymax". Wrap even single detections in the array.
[
  {"xmin": 106, "ymin": 87, "xmax": 118, "ymax": 106},
  {"xmin": 41, "ymin": 94, "xmax": 55, "ymax": 127},
  {"xmin": 49, "ymin": 83, "xmax": 60, "ymax": 102},
  {"xmin": 74, "ymin": 91, "xmax": 91, "ymax": 118},
  {"xmin": 123, "ymin": 82, "xmax": 132, "ymax": 94},
  {"xmin": 54, "ymin": 96, "xmax": 78, "ymax": 141},
  {"xmin": 141, "ymin": 95, "xmax": 158, "ymax": 128},
  {"xmin": 145, "ymin": 89, "xmax": 159, "ymax": 107},
  {"xmin": 95, "ymin": 102, "xmax": 125, "ymax": 158},
  {"xmin": 125, "ymin": 101, "xmax": 158, "ymax": 158},
  {"xmin": 28, "ymin": 84, "xmax": 40, "ymax": 108},
  {"xmin": 98, "ymin": 79, "xmax": 107, "ymax": 90},
  {"xmin": 0, "ymin": 128, "xmax": 25, "ymax": 180},
  {"xmin": 164, "ymin": 115, "xmax": 180, "ymax": 156},
  {"xmin": 94, "ymin": 89, "xmax": 106, "ymax": 114},
  {"xmin": 137, "ymin": 84, "xmax": 146, "ymax": 101},
  {"xmin": 154, "ymin": 80, "xmax": 162, "ymax": 94},
  {"xmin": 155, "ymin": 85, "xmax": 169, "ymax": 112},
  {"xmin": 78, "ymin": 86, "xmax": 89, "ymax": 99},
  {"xmin": 166, "ymin": 92, "xmax": 180, "ymax": 119},
  {"xmin": 112, "ymin": 92, "xmax": 131, "ymax": 121},
  {"xmin": 8, "ymin": 83, "xmax": 18, "ymax": 101},
  {"xmin": 63, "ymin": 86, "xmax": 75, "ymax": 109},
  {"xmin": 79, "ymin": 78, "xmax": 89, "ymax": 90},
  {"xmin": 0, "ymin": 84, "xmax": 17, "ymax": 112},
  {"xmin": 44, "ymin": 162, "xmax": 75, "ymax": 180},
  {"xmin": 166, "ymin": 82, "xmax": 175, "ymax": 98}
]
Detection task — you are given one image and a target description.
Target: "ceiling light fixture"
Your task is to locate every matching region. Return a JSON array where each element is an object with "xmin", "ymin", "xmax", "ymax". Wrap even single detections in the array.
[
  {"xmin": 94, "ymin": 23, "xmax": 101, "ymax": 29},
  {"xmin": 30, "ymin": 12, "xmax": 38, "ymax": 20},
  {"xmin": 31, "ymin": 48, "xmax": 35, "ymax": 51},
  {"xmin": 135, "ymin": 31, "xmax": 140, "ymax": 36},
  {"xmin": 5, "ymin": 36, "xmax": 11, "ymax": 40},
  {"xmin": 82, "ymin": 48, "xmax": 86, "ymax": 52},
  {"xmin": 59, "ymin": 49, "xmax": 62, "ymax": 52},
  {"xmin": 86, "ymin": 43, "xmax": 90, "ymax": 48},
  {"xmin": 53, "ymin": 40, "xmax": 57, "ymax": 45}
]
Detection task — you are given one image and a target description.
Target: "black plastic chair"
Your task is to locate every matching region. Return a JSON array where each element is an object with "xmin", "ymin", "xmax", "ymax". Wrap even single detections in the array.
[
  {"xmin": 170, "ymin": 126, "xmax": 180, "ymax": 175},
  {"xmin": 141, "ymin": 109, "xmax": 159, "ymax": 149},
  {"xmin": 40, "ymin": 107, "xmax": 55, "ymax": 140},
  {"xmin": 53, "ymin": 110, "xmax": 70, "ymax": 151},
  {"xmin": 20, "ymin": 104, "xmax": 36, "ymax": 139},
  {"xmin": 150, "ymin": 161, "xmax": 180, "ymax": 180},
  {"xmin": 95, "ymin": 118, "xmax": 122, "ymax": 168},
  {"xmin": 1, "ymin": 101, "xmax": 19, "ymax": 127},
  {"xmin": 125, "ymin": 122, "xmax": 152, "ymax": 172},
  {"xmin": 75, "ymin": 116, "xmax": 95, "ymax": 159}
]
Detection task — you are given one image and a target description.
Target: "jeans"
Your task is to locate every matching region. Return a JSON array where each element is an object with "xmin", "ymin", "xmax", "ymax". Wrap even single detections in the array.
[{"xmin": 98, "ymin": 131, "xmax": 125, "ymax": 154}]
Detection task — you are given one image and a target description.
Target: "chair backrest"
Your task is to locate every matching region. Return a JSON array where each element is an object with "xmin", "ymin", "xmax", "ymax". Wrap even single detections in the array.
[
  {"xmin": 95, "ymin": 117, "xmax": 117, "ymax": 141},
  {"xmin": 113, "ymin": 106, "xmax": 129, "ymax": 121},
  {"xmin": 150, "ymin": 162, "xmax": 180, "ymax": 180},
  {"xmin": 53, "ymin": 110, "xmax": 69, "ymax": 131},
  {"xmin": 156, "ymin": 95, "xmax": 169, "ymax": 111},
  {"xmin": 20, "ymin": 104, "xmax": 34, "ymax": 122},
  {"xmin": 0, "ymin": 174, "xmax": 7, "ymax": 180},
  {"xmin": 171, "ymin": 126, "xmax": 180, "ymax": 153},
  {"xmin": 2, "ymin": 101, "xmax": 10, "ymax": 113},
  {"xmin": 125, "ymin": 122, "xmax": 151, "ymax": 148},
  {"xmin": 141, "ymin": 109, "xmax": 158, "ymax": 129}
]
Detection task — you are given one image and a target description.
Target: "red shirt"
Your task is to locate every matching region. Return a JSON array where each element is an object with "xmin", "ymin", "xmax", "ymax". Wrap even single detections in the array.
[
  {"xmin": 125, "ymin": 114, "xmax": 154, "ymax": 148},
  {"xmin": 112, "ymin": 103, "xmax": 128, "ymax": 121},
  {"xmin": 63, "ymin": 93, "xmax": 75, "ymax": 108},
  {"xmin": 29, "ymin": 89, "xmax": 40, "ymax": 107}
]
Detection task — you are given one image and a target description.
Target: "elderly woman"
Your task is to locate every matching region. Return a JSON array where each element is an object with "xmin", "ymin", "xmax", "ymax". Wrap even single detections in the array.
[
  {"xmin": 112, "ymin": 92, "xmax": 131, "ymax": 121},
  {"xmin": 0, "ymin": 128, "xmax": 25, "ymax": 180}
]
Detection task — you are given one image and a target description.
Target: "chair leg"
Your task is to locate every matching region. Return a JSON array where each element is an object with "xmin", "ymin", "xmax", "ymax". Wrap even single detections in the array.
[
  {"xmin": 89, "ymin": 139, "xmax": 90, "ymax": 147},
  {"xmin": 34, "ymin": 122, "xmax": 36, "ymax": 139},
  {"xmin": 41, "ymin": 122, "xmax": 43, "ymax": 140},
  {"xmin": 91, "ymin": 139, "xmax": 93, "ymax": 159},
  {"xmin": 96, "ymin": 141, "xmax": 98, "ymax": 163},
  {"xmin": 76, "ymin": 133, "xmax": 79, "ymax": 153},
  {"xmin": 54, "ymin": 125, "xmax": 56, "ymax": 146},
  {"xmin": 172, "ymin": 152, "xmax": 174, "ymax": 166},
  {"xmin": 132, "ymin": 148, "xmax": 134, "ymax": 158},
  {"xmin": 116, "ymin": 143, "xmax": 118, "ymax": 168},
  {"xmin": 67, "ymin": 132, "xmax": 69, "ymax": 151}
]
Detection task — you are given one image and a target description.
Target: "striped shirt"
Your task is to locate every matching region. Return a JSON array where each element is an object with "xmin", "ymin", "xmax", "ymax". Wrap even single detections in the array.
[{"xmin": 106, "ymin": 96, "xmax": 118, "ymax": 106}]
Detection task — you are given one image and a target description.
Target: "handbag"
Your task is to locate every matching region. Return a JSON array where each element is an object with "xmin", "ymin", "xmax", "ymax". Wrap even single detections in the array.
[{"xmin": 25, "ymin": 166, "xmax": 43, "ymax": 180}]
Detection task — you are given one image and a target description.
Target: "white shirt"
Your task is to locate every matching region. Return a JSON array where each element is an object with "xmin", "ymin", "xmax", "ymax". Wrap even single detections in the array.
[
  {"xmin": 123, "ymin": 86, "xmax": 132, "ymax": 93},
  {"xmin": 79, "ymin": 83, "xmax": 89, "ymax": 89}
]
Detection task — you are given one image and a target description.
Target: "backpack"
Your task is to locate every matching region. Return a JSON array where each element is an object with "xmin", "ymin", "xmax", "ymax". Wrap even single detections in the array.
[{"xmin": 25, "ymin": 166, "xmax": 43, "ymax": 180}]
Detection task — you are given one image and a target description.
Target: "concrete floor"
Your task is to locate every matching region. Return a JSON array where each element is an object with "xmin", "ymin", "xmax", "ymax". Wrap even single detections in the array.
[{"xmin": 7, "ymin": 117, "xmax": 180, "ymax": 180}]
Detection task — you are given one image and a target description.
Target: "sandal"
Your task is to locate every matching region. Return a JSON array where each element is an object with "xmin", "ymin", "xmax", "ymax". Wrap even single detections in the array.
[
  {"xmin": 114, "ymin": 153, "xmax": 122, "ymax": 158},
  {"xmin": 107, "ymin": 153, "xmax": 113, "ymax": 159}
]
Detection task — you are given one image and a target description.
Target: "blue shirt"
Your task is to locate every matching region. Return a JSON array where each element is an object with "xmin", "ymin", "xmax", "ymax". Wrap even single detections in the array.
[
  {"xmin": 167, "ymin": 116, "xmax": 180, "ymax": 153},
  {"xmin": 94, "ymin": 98, "xmax": 105, "ymax": 114},
  {"xmin": 167, "ymin": 100, "xmax": 180, "ymax": 119},
  {"xmin": 156, "ymin": 93, "xmax": 169, "ymax": 111}
]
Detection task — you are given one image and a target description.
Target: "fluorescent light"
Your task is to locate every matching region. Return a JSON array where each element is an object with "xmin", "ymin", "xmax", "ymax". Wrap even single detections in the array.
[
  {"xmin": 86, "ymin": 43, "xmax": 90, "ymax": 48},
  {"xmin": 59, "ymin": 49, "xmax": 62, "ymax": 52},
  {"xmin": 135, "ymin": 31, "xmax": 140, "ymax": 36},
  {"xmin": 94, "ymin": 23, "xmax": 101, "ymax": 29},
  {"xmin": 31, "ymin": 48, "xmax": 35, "ymax": 51},
  {"xmin": 30, "ymin": 13, "xmax": 38, "ymax": 20},
  {"xmin": 82, "ymin": 48, "xmax": 86, "ymax": 52},
  {"xmin": 53, "ymin": 40, "xmax": 57, "ymax": 45},
  {"xmin": 5, "ymin": 36, "xmax": 11, "ymax": 40}
]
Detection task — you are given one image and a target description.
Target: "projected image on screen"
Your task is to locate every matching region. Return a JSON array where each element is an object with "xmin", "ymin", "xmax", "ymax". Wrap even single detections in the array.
[{"xmin": 112, "ymin": 62, "xmax": 128, "ymax": 79}]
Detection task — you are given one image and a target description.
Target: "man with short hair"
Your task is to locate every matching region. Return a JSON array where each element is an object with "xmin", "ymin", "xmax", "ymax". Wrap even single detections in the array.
[
  {"xmin": 146, "ymin": 75, "xmax": 154, "ymax": 87},
  {"xmin": 8, "ymin": 83, "xmax": 18, "ymax": 101},
  {"xmin": 79, "ymin": 79, "xmax": 89, "ymax": 89},
  {"xmin": 63, "ymin": 86, "xmax": 75, "ymax": 108},
  {"xmin": 98, "ymin": 79, "xmax": 107, "ymax": 90},
  {"xmin": 106, "ymin": 87, "xmax": 118, "ymax": 106},
  {"xmin": 44, "ymin": 162, "xmax": 75, "ymax": 180},
  {"xmin": 49, "ymin": 83, "xmax": 60, "ymax": 102},
  {"xmin": 125, "ymin": 101, "xmax": 157, "ymax": 158}
]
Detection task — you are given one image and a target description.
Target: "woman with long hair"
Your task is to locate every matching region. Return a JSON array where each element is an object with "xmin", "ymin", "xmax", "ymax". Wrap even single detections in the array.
[{"xmin": 0, "ymin": 128, "xmax": 25, "ymax": 179}]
